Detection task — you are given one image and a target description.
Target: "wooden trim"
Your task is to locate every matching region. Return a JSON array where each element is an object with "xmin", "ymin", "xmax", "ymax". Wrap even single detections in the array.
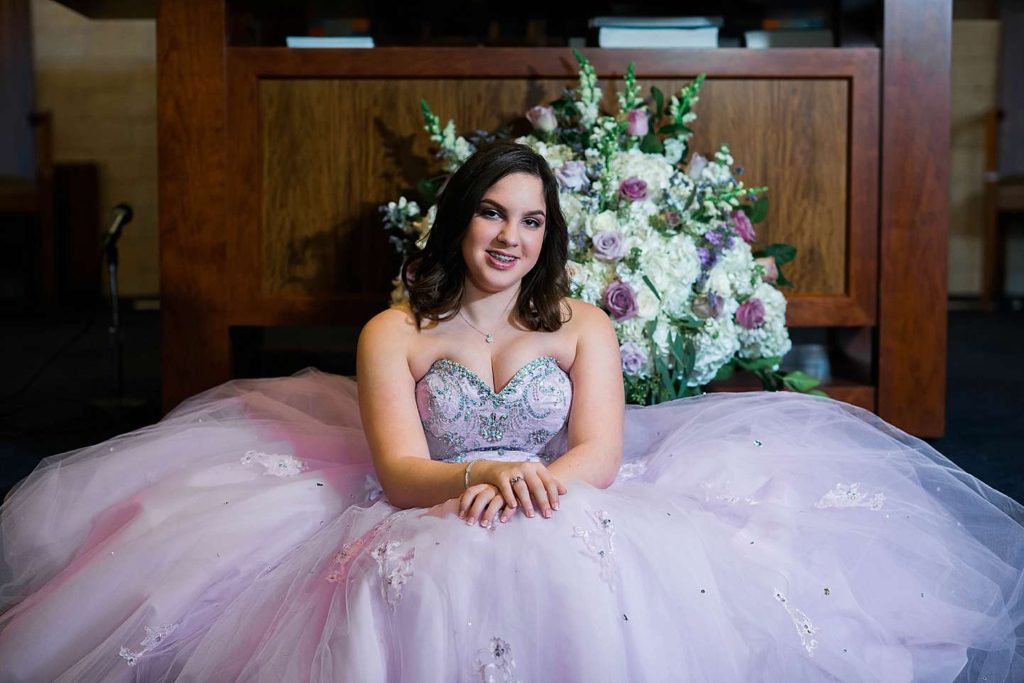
[
  {"xmin": 878, "ymin": 0, "xmax": 950, "ymax": 436},
  {"xmin": 157, "ymin": 0, "xmax": 229, "ymax": 413},
  {"xmin": 227, "ymin": 46, "xmax": 877, "ymax": 79}
]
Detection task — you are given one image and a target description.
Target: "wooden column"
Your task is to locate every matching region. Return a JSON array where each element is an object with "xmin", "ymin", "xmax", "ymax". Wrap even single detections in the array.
[
  {"xmin": 878, "ymin": 0, "xmax": 950, "ymax": 436},
  {"xmin": 157, "ymin": 0, "xmax": 229, "ymax": 412}
]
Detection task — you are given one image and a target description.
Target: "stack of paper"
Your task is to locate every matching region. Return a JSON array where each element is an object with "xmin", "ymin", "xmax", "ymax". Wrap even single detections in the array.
[{"xmin": 590, "ymin": 17, "xmax": 721, "ymax": 49}]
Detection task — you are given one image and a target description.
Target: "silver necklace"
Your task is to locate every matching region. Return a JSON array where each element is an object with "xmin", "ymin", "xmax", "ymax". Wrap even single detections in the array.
[{"xmin": 459, "ymin": 309, "xmax": 495, "ymax": 344}]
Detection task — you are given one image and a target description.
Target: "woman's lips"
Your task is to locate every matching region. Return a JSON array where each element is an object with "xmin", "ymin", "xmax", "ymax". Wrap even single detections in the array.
[{"xmin": 485, "ymin": 250, "xmax": 519, "ymax": 270}]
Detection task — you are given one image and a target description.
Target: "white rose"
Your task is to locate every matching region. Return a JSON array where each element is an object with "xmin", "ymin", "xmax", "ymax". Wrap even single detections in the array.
[
  {"xmin": 635, "ymin": 284, "xmax": 660, "ymax": 320},
  {"xmin": 707, "ymin": 267, "xmax": 732, "ymax": 298},
  {"xmin": 589, "ymin": 210, "xmax": 619, "ymax": 237}
]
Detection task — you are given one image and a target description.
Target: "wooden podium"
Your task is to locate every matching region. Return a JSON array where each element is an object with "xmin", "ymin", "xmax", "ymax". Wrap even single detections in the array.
[{"xmin": 157, "ymin": 0, "xmax": 950, "ymax": 436}]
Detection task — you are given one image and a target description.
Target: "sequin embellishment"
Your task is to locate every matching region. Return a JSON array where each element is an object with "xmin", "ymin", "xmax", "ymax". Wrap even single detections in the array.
[
  {"xmin": 416, "ymin": 356, "xmax": 571, "ymax": 462},
  {"xmin": 119, "ymin": 623, "xmax": 179, "ymax": 666},
  {"xmin": 241, "ymin": 449, "xmax": 304, "ymax": 477},
  {"xmin": 814, "ymin": 483, "xmax": 885, "ymax": 511},
  {"xmin": 474, "ymin": 636, "xmax": 519, "ymax": 683},
  {"xmin": 774, "ymin": 589, "xmax": 819, "ymax": 656},
  {"xmin": 572, "ymin": 509, "xmax": 618, "ymax": 590},
  {"xmin": 372, "ymin": 540, "xmax": 415, "ymax": 609},
  {"xmin": 479, "ymin": 412, "xmax": 508, "ymax": 443}
]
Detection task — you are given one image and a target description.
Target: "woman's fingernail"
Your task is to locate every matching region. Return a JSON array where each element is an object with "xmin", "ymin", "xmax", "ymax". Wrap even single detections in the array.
[{"xmin": 553, "ymin": 504, "xmax": 560, "ymax": 510}]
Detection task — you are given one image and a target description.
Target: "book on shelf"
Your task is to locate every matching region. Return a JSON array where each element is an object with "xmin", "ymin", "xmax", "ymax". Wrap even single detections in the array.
[
  {"xmin": 590, "ymin": 16, "xmax": 721, "ymax": 48},
  {"xmin": 285, "ymin": 36, "xmax": 375, "ymax": 48},
  {"xmin": 598, "ymin": 27, "xmax": 719, "ymax": 48},
  {"xmin": 743, "ymin": 29, "xmax": 833, "ymax": 48}
]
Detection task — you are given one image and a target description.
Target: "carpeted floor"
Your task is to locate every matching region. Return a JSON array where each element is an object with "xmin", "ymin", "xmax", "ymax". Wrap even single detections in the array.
[{"xmin": 1, "ymin": 305, "xmax": 1022, "ymax": 503}]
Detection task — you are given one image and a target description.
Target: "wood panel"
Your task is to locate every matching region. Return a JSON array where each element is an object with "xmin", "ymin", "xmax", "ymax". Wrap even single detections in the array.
[
  {"xmin": 157, "ymin": 0, "xmax": 228, "ymax": 413},
  {"xmin": 878, "ymin": 0, "xmax": 950, "ymax": 436},
  {"xmin": 259, "ymin": 78, "xmax": 847, "ymax": 297},
  {"xmin": 229, "ymin": 48, "xmax": 878, "ymax": 329}
]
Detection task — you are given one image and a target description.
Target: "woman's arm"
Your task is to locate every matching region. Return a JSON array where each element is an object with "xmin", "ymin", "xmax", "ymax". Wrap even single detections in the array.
[
  {"xmin": 357, "ymin": 310, "xmax": 468, "ymax": 509},
  {"xmin": 546, "ymin": 302, "xmax": 625, "ymax": 489}
]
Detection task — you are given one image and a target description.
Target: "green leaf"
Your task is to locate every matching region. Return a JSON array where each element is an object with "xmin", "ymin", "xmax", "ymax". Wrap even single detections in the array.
[
  {"xmin": 639, "ymin": 133, "xmax": 664, "ymax": 154},
  {"xmin": 657, "ymin": 123, "xmax": 685, "ymax": 135},
  {"xmin": 782, "ymin": 371, "xmax": 823, "ymax": 393},
  {"xmin": 807, "ymin": 389, "xmax": 829, "ymax": 397},
  {"xmin": 681, "ymin": 337, "xmax": 696, "ymax": 379},
  {"xmin": 740, "ymin": 196, "xmax": 770, "ymax": 223},
  {"xmin": 642, "ymin": 275, "xmax": 662, "ymax": 301},
  {"xmin": 713, "ymin": 361, "xmax": 735, "ymax": 382},
  {"xmin": 775, "ymin": 272, "xmax": 793, "ymax": 287},
  {"xmin": 651, "ymin": 86, "xmax": 665, "ymax": 119},
  {"xmin": 654, "ymin": 356, "xmax": 675, "ymax": 401},
  {"xmin": 763, "ymin": 243, "xmax": 797, "ymax": 265},
  {"xmin": 735, "ymin": 356, "xmax": 782, "ymax": 371},
  {"xmin": 417, "ymin": 177, "xmax": 443, "ymax": 204}
]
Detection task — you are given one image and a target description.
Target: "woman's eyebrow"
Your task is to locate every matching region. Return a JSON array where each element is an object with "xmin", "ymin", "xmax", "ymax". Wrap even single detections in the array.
[{"xmin": 479, "ymin": 198, "xmax": 546, "ymax": 218}]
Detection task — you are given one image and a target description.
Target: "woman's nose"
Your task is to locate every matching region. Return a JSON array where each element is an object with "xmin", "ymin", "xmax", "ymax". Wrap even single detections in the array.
[{"xmin": 496, "ymin": 224, "xmax": 519, "ymax": 246}]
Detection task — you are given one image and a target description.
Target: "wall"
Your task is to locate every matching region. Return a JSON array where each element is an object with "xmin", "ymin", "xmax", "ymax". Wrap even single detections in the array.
[
  {"xmin": 31, "ymin": 0, "xmax": 158, "ymax": 297},
  {"xmin": 949, "ymin": 19, "xmax": 1000, "ymax": 295}
]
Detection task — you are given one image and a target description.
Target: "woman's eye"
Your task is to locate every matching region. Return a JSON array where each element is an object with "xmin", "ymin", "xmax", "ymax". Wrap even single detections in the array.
[{"xmin": 524, "ymin": 219, "xmax": 543, "ymax": 229}]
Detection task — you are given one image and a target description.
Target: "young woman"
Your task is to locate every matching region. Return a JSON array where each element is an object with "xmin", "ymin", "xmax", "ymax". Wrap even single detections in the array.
[{"xmin": 1, "ymin": 142, "xmax": 1022, "ymax": 682}]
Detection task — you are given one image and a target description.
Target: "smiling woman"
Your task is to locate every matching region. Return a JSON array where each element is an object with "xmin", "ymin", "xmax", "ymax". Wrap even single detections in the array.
[
  {"xmin": 0, "ymin": 143, "xmax": 1022, "ymax": 682},
  {"xmin": 402, "ymin": 141, "xmax": 571, "ymax": 335}
]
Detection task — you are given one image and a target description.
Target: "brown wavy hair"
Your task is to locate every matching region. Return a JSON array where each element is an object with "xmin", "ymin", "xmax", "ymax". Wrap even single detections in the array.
[{"xmin": 402, "ymin": 141, "xmax": 570, "ymax": 331}]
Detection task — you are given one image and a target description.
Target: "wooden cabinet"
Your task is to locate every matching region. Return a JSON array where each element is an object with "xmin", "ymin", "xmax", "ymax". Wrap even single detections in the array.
[{"xmin": 158, "ymin": 0, "xmax": 950, "ymax": 436}]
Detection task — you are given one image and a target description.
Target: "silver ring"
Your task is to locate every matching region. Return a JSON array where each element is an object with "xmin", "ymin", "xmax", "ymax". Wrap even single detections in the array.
[{"xmin": 509, "ymin": 476, "xmax": 523, "ymax": 485}]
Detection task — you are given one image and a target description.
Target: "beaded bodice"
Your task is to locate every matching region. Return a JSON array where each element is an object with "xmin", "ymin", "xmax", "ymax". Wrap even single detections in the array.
[{"xmin": 414, "ymin": 356, "xmax": 571, "ymax": 463}]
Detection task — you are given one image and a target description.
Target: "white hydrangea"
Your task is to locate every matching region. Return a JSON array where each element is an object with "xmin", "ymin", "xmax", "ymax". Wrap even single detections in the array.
[
  {"xmin": 560, "ymin": 193, "xmax": 586, "ymax": 234},
  {"xmin": 706, "ymin": 241, "xmax": 757, "ymax": 299},
  {"xmin": 640, "ymin": 234, "xmax": 700, "ymax": 317},
  {"xmin": 515, "ymin": 136, "xmax": 576, "ymax": 166},
  {"xmin": 608, "ymin": 149, "xmax": 675, "ymax": 200},
  {"xmin": 691, "ymin": 302, "xmax": 742, "ymax": 386},
  {"xmin": 738, "ymin": 282, "xmax": 792, "ymax": 360}
]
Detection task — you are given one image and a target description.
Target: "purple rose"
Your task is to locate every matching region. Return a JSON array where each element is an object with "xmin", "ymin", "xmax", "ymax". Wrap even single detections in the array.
[
  {"xmin": 665, "ymin": 211, "xmax": 681, "ymax": 227},
  {"xmin": 525, "ymin": 105, "xmax": 557, "ymax": 132},
  {"xmin": 626, "ymin": 109, "xmax": 649, "ymax": 137},
  {"xmin": 619, "ymin": 177, "xmax": 648, "ymax": 202},
  {"xmin": 555, "ymin": 160, "xmax": 590, "ymax": 192},
  {"xmin": 703, "ymin": 229, "xmax": 724, "ymax": 248},
  {"xmin": 592, "ymin": 231, "xmax": 627, "ymax": 261},
  {"xmin": 603, "ymin": 280, "xmax": 638, "ymax": 321},
  {"xmin": 731, "ymin": 210, "xmax": 756, "ymax": 243},
  {"xmin": 619, "ymin": 341, "xmax": 647, "ymax": 376},
  {"xmin": 736, "ymin": 298, "xmax": 766, "ymax": 329}
]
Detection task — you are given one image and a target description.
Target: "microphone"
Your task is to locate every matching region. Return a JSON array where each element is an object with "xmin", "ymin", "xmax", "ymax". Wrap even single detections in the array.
[{"xmin": 101, "ymin": 203, "xmax": 133, "ymax": 251}]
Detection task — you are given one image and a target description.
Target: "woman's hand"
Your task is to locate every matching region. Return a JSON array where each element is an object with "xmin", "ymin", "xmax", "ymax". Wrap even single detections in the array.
[
  {"xmin": 458, "ymin": 484, "xmax": 507, "ymax": 528},
  {"xmin": 473, "ymin": 460, "xmax": 567, "ymax": 519}
]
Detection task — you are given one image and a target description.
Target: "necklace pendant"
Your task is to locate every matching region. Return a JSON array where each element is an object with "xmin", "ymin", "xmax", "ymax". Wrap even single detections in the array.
[{"xmin": 485, "ymin": 334, "xmax": 493, "ymax": 344}]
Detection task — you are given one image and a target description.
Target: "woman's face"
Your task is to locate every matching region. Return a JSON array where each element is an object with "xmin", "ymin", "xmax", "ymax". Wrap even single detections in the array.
[{"xmin": 461, "ymin": 172, "xmax": 547, "ymax": 295}]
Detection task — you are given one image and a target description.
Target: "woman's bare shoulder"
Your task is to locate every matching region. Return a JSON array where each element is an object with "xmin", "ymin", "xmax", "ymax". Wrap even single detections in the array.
[
  {"xmin": 359, "ymin": 305, "xmax": 419, "ymax": 353},
  {"xmin": 562, "ymin": 298, "xmax": 614, "ymax": 333}
]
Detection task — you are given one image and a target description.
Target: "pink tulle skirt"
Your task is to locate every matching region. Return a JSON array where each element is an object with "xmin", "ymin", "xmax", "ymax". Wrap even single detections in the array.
[{"xmin": 1, "ymin": 369, "xmax": 1022, "ymax": 682}]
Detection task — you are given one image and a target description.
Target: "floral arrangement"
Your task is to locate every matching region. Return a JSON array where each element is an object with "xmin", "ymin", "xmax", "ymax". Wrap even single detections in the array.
[{"xmin": 381, "ymin": 51, "xmax": 821, "ymax": 405}]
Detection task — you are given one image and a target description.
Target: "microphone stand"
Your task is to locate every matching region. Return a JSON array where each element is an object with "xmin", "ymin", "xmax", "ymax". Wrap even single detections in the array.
[{"xmin": 90, "ymin": 205, "xmax": 146, "ymax": 416}]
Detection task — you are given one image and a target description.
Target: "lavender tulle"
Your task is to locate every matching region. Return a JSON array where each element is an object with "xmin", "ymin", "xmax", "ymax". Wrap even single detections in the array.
[{"xmin": 0, "ymin": 362, "xmax": 1022, "ymax": 682}]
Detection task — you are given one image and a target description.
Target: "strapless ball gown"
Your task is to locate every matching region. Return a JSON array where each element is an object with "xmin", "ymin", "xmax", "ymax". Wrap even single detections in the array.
[{"xmin": 1, "ymin": 358, "xmax": 1022, "ymax": 682}]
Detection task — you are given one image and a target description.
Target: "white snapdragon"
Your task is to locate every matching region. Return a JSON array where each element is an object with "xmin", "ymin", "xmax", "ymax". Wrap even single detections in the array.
[{"xmin": 663, "ymin": 138, "xmax": 685, "ymax": 165}]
